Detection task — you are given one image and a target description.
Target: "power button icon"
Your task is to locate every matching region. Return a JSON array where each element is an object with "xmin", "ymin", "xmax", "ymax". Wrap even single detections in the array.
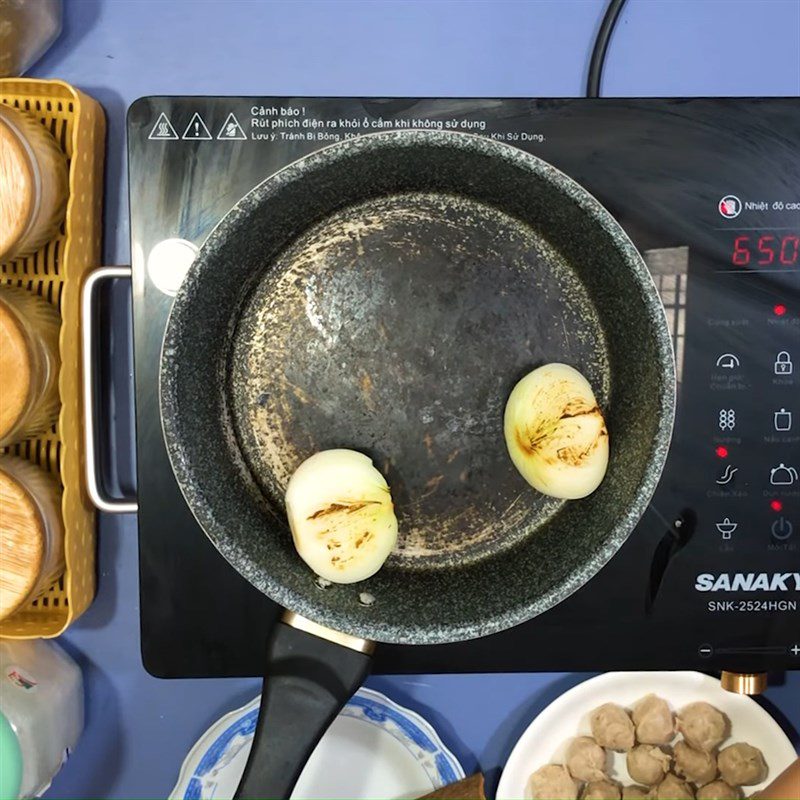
[{"xmin": 771, "ymin": 517, "xmax": 794, "ymax": 541}]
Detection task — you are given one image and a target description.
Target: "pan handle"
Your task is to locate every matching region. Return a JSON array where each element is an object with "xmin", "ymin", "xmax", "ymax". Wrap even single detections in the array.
[
  {"xmin": 235, "ymin": 612, "xmax": 374, "ymax": 800},
  {"xmin": 80, "ymin": 266, "xmax": 138, "ymax": 514}
]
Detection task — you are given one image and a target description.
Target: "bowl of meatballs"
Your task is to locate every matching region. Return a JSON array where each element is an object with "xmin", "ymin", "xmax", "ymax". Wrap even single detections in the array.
[{"xmin": 497, "ymin": 671, "xmax": 796, "ymax": 800}]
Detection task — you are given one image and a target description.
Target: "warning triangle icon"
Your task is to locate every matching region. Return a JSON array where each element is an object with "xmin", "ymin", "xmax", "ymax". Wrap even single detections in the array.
[
  {"xmin": 182, "ymin": 112, "xmax": 212, "ymax": 140},
  {"xmin": 216, "ymin": 112, "xmax": 247, "ymax": 141},
  {"xmin": 148, "ymin": 112, "xmax": 178, "ymax": 140}
]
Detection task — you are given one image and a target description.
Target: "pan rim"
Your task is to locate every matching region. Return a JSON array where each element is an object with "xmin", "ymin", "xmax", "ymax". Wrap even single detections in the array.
[{"xmin": 159, "ymin": 129, "xmax": 676, "ymax": 644}]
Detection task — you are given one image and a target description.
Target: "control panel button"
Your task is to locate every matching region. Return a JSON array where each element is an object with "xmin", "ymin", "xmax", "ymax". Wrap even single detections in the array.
[
  {"xmin": 715, "ymin": 517, "xmax": 738, "ymax": 539},
  {"xmin": 718, "ymin": 408, "xmax": 736, "ymax": 431},
  {"xmin": 771, "ymin": 517, "xmax": 794, "ymax": 541},
  {"xmin": 774, "ymin": 351, "xmax": 793, "ymax": 375},
  {"xmin": 716, "ymin": 353, "xmax": 740, "ymax": 369},
  {"xmin": 774, "ymin": 408, "xmax": 793, "ymax": 431},
  {"xmin": 717, "ymin": 408, "xmax": 736, "ymax": 431},
  {"xmin": 716, "ymin": 464, "xmax": 738, "ymax": 485},
  {"xmin": 770, "ymin": 463, "xmax": 798, "ymax": 486}
]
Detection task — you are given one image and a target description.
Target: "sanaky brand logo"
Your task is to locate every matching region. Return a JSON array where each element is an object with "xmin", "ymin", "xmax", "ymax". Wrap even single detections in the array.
[{"xmin": 695, "ymin": 572, "xmax": 800, "ymax": 592}]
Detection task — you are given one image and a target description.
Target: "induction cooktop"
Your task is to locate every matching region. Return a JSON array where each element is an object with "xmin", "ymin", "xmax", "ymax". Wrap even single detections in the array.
[{"xmin": 127, "ymin": 97, "xmax": 800, "ymax": 678}]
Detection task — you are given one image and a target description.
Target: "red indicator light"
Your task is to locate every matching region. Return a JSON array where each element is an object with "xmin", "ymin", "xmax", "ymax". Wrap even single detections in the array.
[
  {"xmin": 715, "ymin": 446, "xmax": 729, "ymax": 458},
  {"xmin": 774, "ymin": 304, "xmax": 787, "ymax": 316},
  {"xmin": 770, "ymin": 500, "xmax": 783, "ymax": 512}
]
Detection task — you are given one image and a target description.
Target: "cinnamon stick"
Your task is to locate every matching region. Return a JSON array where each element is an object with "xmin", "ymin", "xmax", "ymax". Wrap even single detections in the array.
[{"xmin": 418, "ymin": 773, "xmax": 486, "ymax": 800}]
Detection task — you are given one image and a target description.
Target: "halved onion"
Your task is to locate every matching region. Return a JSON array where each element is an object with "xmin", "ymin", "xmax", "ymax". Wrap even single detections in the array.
[
  {"xmin": 285, "ymin": 449, "xmax": 398, "ymax": 583},
  {"xmin": 504, "ymin": 363, "xmax": 609, "ymax": 499}
]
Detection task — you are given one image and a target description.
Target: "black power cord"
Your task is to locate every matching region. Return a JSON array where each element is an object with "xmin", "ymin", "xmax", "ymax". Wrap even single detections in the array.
[{"xmin": 586, "ymin": 0, "xmax": 628, "ymax": 97}]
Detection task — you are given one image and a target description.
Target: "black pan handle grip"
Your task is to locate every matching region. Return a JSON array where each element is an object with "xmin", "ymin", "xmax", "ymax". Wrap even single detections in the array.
[{"xmin": 235, "ymin": 619, "xmax": 373, "ymax": 800}]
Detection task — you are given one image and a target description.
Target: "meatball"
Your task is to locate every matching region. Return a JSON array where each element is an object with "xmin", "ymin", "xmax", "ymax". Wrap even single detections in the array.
[
  {"xmin": 717, "ymin": 743, "xmax": 768, "ymax": 787},
  {"xmin": 674, "ymin": 740, "xmax": 717, "ymax": 786},
  {"xmin": 627, "ymin": 745, "xmax": 672, "ymax": 786},
  {"xmin": 677, "ymin": 703, "xmax": 728, "ymax": 752},
  {"xmin": 583, "ymin": 780, "xmax": 621, "ymax": 800},
  {"xmin": 654, "ymin": 773, "xmax": 694, "ymax": 800},
  {"xmin": 696, "ymin": 781, "xmax": 740, "ymax": 800},
  {"xmin": 528, "ymin": 764, "xmax": 579, "ymax": 800},
  {"xmin": 633, "ymin": 695, "xmax": 675, "ymax": 745},
  {"xmin": 567, "ymin": 737, "xmax": 608, "ymax": 782},
  {"xmin": 590, "ymin": 703, "xmax": 636, "ymax": 752}
]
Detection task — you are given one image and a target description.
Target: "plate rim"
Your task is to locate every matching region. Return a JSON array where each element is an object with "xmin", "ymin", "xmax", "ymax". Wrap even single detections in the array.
[
  {"xmin": 497, "ymin": 670, "xmax": 797, "ymax": 799},
  {"xmin": 170, "ymin": 685, "xmax": 464, "ymax": 799}
]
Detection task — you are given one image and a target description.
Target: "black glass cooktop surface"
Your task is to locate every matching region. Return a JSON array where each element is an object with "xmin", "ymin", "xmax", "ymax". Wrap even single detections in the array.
[{"xmin": 127, "ymin": 98, "xmax": 800, "ymax": 678}]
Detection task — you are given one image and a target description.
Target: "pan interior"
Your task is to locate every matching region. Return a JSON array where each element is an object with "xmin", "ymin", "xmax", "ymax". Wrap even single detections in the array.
[
  {"xmin": 231, "ymin": 190, "xmax": 610, "ymax": 569},
  {"xmin": 161, "ymin": 131, "xmax": 674, "ymax": 643}
]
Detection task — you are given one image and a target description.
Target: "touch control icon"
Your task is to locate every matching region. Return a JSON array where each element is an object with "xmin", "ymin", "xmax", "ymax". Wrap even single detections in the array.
[
  {"xmin": 716, "ymin": 353, "xmax": 740, "ymax": 369},
  {"xmin": 718, "ymin": 409, "xmax": 736, "ymax": 431},
  {"xmin": 771, "ymin": 517, "xmax": 793, "ymax": 541},
  {"xmin": 774, "ymin": 408, "xmax": 793, "ymax": 432},
  {"xmin": 770, "ymin": 463, "xmax": 798, "ymax": 486},
  {"xmin": 715, "ymin": 517, "xmax": 738, "ymax": 540},
  {"xmin": 774, "ymin": 351, "xmax": 793, "ymax": 375},
  {"xmin": 716, "ymin": 464, "xmax": 738, "ymax": 485}
]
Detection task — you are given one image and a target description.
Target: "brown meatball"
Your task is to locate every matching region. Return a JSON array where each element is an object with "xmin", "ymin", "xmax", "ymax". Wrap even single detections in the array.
[
  {"xmin": 696, "ymin": 781, "xmax": 740, "ymax": 800},
  {"xmin": 583, "ymin": 780, "xmax": 621, "ymax": 800},
  {"xmin": 528, "ymin": 764, "xmax": 579, "ymax": 800},
  {"xmin": 633, "ymin": 695, "xmax": 675, "ymax": 746},
  {"xmin": 590, "ymin": 703, "xmax": 636, "ymax": 751},
  {"xmin": 717, "ymin": 743, "xmax": 768, "ymax": 787},
  {"xmin": 677, "ymin": 703, "xmax": 728, "ymax": 752},
  {"xmin": 567, "ymin": 737, "xmax": 608, "ymax": 782},
  {"xmin": 622, "ymin": 787, "xmax": 651, "ymax": 800},
  {"xmin": 674, "ymin": 740, "xmax": 717, "ymax": 786},
  {"xmin": 654, "ymin": 773, "xmax": 694, "ymax": 800},
  {"xmin": 627, "ymin": 745, "xmax": 672, "ymax": 786}
]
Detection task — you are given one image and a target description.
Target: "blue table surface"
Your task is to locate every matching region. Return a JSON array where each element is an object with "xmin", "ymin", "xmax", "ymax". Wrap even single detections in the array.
[{"xmin": 30, "ymin": 1, "xmax": 800, "ymax": 797}]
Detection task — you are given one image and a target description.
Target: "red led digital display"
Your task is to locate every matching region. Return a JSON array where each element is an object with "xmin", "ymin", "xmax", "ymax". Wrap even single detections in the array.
[{"xmin": 732, "ymin": 234, "xmax": 800, "ymax": 267}]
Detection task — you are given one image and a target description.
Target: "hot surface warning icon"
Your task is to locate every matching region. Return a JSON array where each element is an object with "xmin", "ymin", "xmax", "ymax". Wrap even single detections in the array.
[
  {"xmin": 182, "ymin": 112, "xmax": 212, "ymax": 140},
  {"xmin": 148, "ymin": 112, "xmax": 178, "ymax": 140},
  {"xmin": 217, "ymin": 113, "xmax": 247, "ymax": 140}
]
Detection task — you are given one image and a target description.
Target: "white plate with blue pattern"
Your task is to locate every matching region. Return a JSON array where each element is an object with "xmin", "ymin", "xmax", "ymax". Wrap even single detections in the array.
[{"xmin": 170, "ymin": 687, "xmax": 464, "ymax": 800}]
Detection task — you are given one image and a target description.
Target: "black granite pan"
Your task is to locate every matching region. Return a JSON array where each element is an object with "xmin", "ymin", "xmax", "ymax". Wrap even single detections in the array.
[{"xmin": 160, "ymin": 130, "xmax": 675, "ymax": 798}]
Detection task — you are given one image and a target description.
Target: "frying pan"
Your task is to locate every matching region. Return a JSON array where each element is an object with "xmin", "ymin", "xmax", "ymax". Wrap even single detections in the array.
[{"xmin": 159, "ymin": 130, "xmax": 675, "ymax": 798}]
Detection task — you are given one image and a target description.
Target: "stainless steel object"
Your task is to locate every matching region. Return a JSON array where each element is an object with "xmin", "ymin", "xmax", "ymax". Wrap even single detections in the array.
[{"xmin": 80, "ymin": 266, "xmax": 138, "ymax": 514}]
